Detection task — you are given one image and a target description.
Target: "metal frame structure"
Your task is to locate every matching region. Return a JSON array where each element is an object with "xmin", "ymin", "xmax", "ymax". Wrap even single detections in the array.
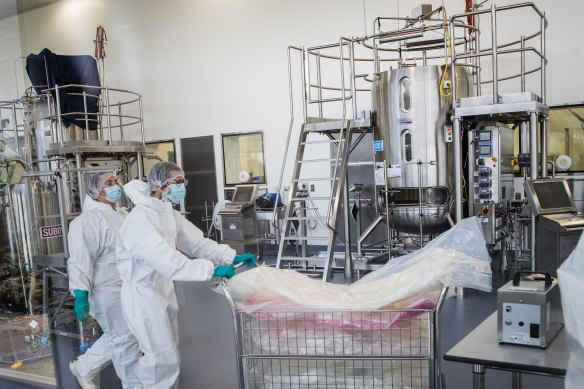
[
  {"xmin": 273, "ymin": 2, "xmax": 548, "ymax": 279},
  {"xmin": 223, "ymin": 278, "xmax": 449, "ymax": 389}
]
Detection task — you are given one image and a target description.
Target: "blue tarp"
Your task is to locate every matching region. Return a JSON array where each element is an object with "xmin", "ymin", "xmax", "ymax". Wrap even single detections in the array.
[{"xmin": 25, "ymin": 48, "xmax": 101, "ymax": 130}]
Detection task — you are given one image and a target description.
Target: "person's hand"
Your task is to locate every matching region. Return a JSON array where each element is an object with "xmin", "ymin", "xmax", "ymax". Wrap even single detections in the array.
[
  {"xmin": 73, "ymin": 290, "xmax": 90, "ymax": 322},
  {"xmin": 213, "ymin": 265, "xmax": 236, "ymax": 279},
  {"xmin": 233, "ymin": 253, "xmax": 256, "ymax": 267}
]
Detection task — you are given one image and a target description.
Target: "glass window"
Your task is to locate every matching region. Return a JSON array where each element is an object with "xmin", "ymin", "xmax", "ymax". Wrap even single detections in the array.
[
  {"xmin": 222, "ymin": 132, "xmax": 265, "ymax": 186},
  {"xmin": 144, "ymin": 140, "xmax": 176, "ymax": 176},
  {"xmin": 546, "ymin": 105, "xmax": 584, "ymax": 172},
  {"xmin": 401, "ymin": 130, "xmax": 413, "ymax": 162},
  {"xmin": 400, "ymin": 77, "xmax": 411, "ymax": 113}
]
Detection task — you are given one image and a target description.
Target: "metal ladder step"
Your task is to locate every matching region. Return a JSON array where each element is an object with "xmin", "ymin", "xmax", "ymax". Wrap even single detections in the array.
[
  {"xmin": 298, "ymin": 158, "xmax": 342, "ymax": 164},
  {"xmin": 282, "ymin": 236, "xmax": 331, "ymax": 240},
  {"xmin": 287, "ymin": 216, "xmax": 328, "ymax": 221},
  {"xmin": 294, "ymin": 177, "xmax": 338, "ymax": 182},
  {"xmin": 279, "ymin": 256, "xmax": 326, "ymax": 262},
  {"xmin": 291, "ymin": 197, "xmax": 331, "ymax": 201},
  {"xmin": 301, "ymin": 139, "xmax": 343, "ymax": 145}
]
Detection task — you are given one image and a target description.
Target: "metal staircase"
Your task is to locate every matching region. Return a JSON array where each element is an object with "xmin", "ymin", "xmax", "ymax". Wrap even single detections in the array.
[{"xmin": 275, "ymin": 114, "xmax": 371, "ymax": 281}]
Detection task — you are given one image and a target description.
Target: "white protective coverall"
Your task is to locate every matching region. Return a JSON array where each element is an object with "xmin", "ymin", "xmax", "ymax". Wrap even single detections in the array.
[
  {"xmin": 116, "ymin": 179, "xmax": 236, "ymax": 388},
  {"xmin": 67, "ymin": 195, "xmax": 141, "ymax": 387}
]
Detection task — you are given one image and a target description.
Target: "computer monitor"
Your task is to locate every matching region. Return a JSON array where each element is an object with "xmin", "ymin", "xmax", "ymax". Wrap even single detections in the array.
[
  {"xmin": 231, "ymin": 184, "xmax": 258, "ymax": 205},
  {"xmin": 524, "ymin": 178, "xmax": 577, "ymax": 216}
]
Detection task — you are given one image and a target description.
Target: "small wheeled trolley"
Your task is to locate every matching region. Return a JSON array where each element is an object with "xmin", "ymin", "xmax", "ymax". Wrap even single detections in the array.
[{"xmin": 222, "ymin": 279, "xmax": 449, "ymax": 388}]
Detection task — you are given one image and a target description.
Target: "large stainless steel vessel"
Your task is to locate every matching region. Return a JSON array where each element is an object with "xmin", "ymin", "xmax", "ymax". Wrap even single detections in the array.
[{"xmin": 373, "ymin": 65, "xmax": 473, "ymax": 234}]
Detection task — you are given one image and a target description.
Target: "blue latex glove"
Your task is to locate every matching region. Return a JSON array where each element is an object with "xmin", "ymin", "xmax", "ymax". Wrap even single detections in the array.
[
  {"xmin": 233, "ymin": 253, "xmax": 256, "ymax": 267},
  {"xmin": 73, "ymin": 290, "xmax": 90, "ymax": 322},
  {"xmin": 213, "ymin": 265, "xmax": 236, "ymax": 279}
]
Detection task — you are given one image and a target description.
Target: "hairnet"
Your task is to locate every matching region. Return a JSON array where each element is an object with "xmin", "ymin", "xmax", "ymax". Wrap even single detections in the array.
[
  {"xmin": 87, "ymin": 172, "xmax": 114, "ymax": 200},
  {"xmin": 147, "ymin": 161, "xmax": 184, "ymax": 191}
]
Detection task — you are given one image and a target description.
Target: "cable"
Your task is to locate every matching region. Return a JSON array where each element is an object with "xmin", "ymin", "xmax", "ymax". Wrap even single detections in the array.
[{"xmin": 439, "ymin": 10, "xmax": 452, "ymax": 98}]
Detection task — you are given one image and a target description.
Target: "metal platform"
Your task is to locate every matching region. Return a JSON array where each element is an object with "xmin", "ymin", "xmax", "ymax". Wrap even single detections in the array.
[
  {"xmin": 45, "ymin": 140, "xmax": 144, "ymax": 156},
  {"xmin": 454, "ymin": 92, "xmax": 549, "ymax": 121},
  {"xmin": 305, "ymin": 111, "xmax": 372, "ymax": 133}
]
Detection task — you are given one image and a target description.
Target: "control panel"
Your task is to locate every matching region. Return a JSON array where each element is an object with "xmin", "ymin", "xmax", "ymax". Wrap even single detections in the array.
[{"xmin": 471, "ymin": 126, "xmax": 514, "ymax": 204}]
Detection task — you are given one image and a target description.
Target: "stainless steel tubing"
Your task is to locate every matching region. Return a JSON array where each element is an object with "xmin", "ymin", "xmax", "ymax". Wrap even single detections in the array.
[
  {"xmin": 83, "ymin": 91, "xmax": 89, "ymax": 139},
  {"xmin": 418, "ymin": 161, "xmax": 424, "ymax": 246},
  {"xmin": 75, "ymin": 153, "xmax": 85, "ymax": 205},
  {"xmin": 55, "ymin": 85, "xmax": 64, "ymax": 146},
  {"xmin": 316, "ymin": 51, "xmax": 323, "ymax": 117},
  {"xmin": 491, "ymin": 4, "xmax": 498, "ymax": 104},
  {"xmin": 529, "ymin": 111, "xmax": 538, "ymax": 271},
  {"xmin": 476, "ymin": 13, "xmax": 482, "ymax": 96},
  {"xmin": 541, "ymin": 12, "xmax": 546, "ymax": 104},
  {"xmin": 521, "ymin": 36, "xmax": 526, "ymax": 92},
  {"xmin": 541, "ymin": 119, "xmax": 547, "ymax": 178},
  {"xmin": 118, "ymin": 101, "xmax": 124, "ymax": 140},
  {"xmin": 343, "ymin": 173, "xmax": 352, "ymax": 277},
  {"xmin": 139, "ymin": 96, "xmax": 145, "ymax": 147},
  {"xmin": 137, "ymin": 152, "xmax": 144, "ymax": 179},
  {"xmin": 56, "ymin": 176, "xmax": 69, "ymax": 256},
  {"xmin": 357, "ymin": 214, "xmax": 384, "ymax": 257},
  {"xmin": 106, "ymin": 87, "xmax": 113, "ymax": 143},
  {"xmin": 384, "ymin": 160, "xmax": 390, "ymax": 260},
  {"xmin": 349, "ymin": 40, "xmax": 357, "ymax": 118},
  {"xmin": 302, "ymin": 48, "xmax": 308, "ymax": 122},
  {"xmin": 453, "ymin": 117, "xmax": 463, "ymax": 222}
]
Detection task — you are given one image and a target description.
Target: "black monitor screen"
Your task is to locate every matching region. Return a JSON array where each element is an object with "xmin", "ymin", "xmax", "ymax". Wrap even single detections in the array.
[
  {"xmin": 533, "ymin": 181, "xmax": 573, "ymax": 210},
  {"xmin": 233, "ymin": 186, "xmax": 254, "ymax": 203}
]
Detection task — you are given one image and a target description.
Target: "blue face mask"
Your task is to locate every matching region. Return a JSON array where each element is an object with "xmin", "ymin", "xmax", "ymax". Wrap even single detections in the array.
[
  {"xmin": 166, "ymin": 183, "xmax": 186, "ymax": 204},
  {"xmin": 103, "ymin": 185, "xmax": 122, "ymax": 203}
]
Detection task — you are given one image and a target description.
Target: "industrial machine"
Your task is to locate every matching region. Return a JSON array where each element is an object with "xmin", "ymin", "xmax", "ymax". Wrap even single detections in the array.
[
  {"xmin": 218, "ymin": 184, "xmax": 259, "ymax": 255},
  {"xmin": 0, "ymin": 46, "xmax": 147, "ymax": 387},
  {"xmin": 274, "ymin": 3, "xmax": 549, "ymax": 281},
  {"xmin": 497, "ymin": 272, "xmax": 563, "ymax": 348},
  {"xmin": 373, "ymin": 65, "xmax": 473, "ymax": 235},
  {"xmin": 524, "ymin": 178, "xmax": 584, "ymax": 276}
]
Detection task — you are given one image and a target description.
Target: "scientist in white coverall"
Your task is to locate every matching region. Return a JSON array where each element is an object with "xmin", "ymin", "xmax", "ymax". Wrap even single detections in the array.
[
  {"xmin": 116, "ymin": 161, "xmax": 256, "ymax": 388},
  {"xmin": 68, "ymin": 172, "xmax": 141, "ymax": 388}
]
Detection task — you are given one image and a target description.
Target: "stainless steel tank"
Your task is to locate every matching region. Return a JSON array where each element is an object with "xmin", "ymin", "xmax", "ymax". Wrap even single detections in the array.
[{"xmin": 372, "ymin": 65, "xmax": 473, "ymax": 234}]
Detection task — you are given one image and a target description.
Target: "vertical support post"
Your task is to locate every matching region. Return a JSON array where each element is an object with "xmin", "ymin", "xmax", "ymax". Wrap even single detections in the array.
[
  {"xmin": 83, "ymin": 91, "xmax": 89, "ymax": 139},
  {"xmin": 105, "ymin": 87, "xmax": 113, "ymax": 144},
  {"xmin": 418, "ymin": 160, "xmax": 424, "ymax": 247},
  {"xmin": 384, "ymin": 160, "xmax": 390, "ymax": 260},
  {"xmin": 541, "ymin": 13, "xmax": 546, "ymax": 104},
  {"xmin": 75, "ymin": 153, "xmax": 84, "ymax": 206},
  {"xmin": 55, "ymin": 85, "xmax": 64, "ymax": 146},
  {"xmin": 138, "ymin": 96, "xmax": 145, "ymax": 148},
  {"xmin": 316, "ymin": 51, "xmax": 323, "ymax": 118},
  {"xmin": 520, "ymin": 36, "xmax": 526, "ymax": 92},
  {"xmin": 343, "ymin": 171, "xmax": 352, "ymax": 278},
  {"xmin": 540, "ymin": 119, "xmax": 547, "ymax": 178},
  {"xmin": 472, "ymin": 364, "xmax": 485, "ymax": 389},
  {"xmin": 490, "ymin": 4, "xmax": 498, "ymax": 104},
  {"xmin": 56, "ymin": 175, "xmax": 69, "ymax": 257},
  {"xmin": 529, "ymin": 111, "xmax": 538, "ymax": 271},
  {"xmin": 137, "ymin": 152, "xmax": 144, "ymax": 180},
  {"xmin": 453, "ymin": 117, "xmax": 463, "ymax": 222},
  {"xmin": 118, "ymin": 101, "xmax": 124, "ymax": 140},
  {"xmin": 301, "ymin": 49, "xmax": 308, "ymax": 122}
]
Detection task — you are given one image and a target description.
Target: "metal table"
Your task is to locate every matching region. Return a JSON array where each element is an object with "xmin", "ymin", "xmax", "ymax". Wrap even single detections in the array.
[{"xmin": 443, "ymin": 312, "xmax": 569, "ymax": 389}]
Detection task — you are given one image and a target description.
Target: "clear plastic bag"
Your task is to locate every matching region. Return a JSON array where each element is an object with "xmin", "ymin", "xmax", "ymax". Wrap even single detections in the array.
[{"xmin": 225, "ymin": 217, "xmax": 492, "ymax": 313}]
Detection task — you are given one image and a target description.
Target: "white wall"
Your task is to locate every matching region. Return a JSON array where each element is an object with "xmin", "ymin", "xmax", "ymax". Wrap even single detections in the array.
[{"xmin": 2, "ymin": 0, "xmax": 583, "ymax": 215}]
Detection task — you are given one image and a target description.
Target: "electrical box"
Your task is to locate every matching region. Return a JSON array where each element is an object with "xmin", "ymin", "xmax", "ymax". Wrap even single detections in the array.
[{"xmin": 497, "ymin": 274, "xmax": 563, "ymax": 348}]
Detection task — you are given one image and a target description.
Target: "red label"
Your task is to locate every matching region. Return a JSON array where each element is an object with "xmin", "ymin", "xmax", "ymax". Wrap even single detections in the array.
[{"xmin": 40, "ymin": 225, "xmax": 63, "ymax": 239}]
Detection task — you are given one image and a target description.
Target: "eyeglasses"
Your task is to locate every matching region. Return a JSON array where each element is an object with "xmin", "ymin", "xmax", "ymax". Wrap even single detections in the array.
[
  {"xmin": 102, "ymin": 179, "xmax": 119, "ymax": 188},
  {"xmin": 167, "ymin": 179, "xmax": 188, "ymax": 186}
]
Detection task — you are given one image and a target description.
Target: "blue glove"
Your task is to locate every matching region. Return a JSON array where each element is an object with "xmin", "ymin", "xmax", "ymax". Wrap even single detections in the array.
[
  {"xmin": 233, "ymin": 253, "xmax": 256, "ymax": 267},
  {"xmin": 73, "ymin": 290, "xmax": 90, "ymax": 322},
  {"xmin": 213, "ymin": 265, "xmax": 236, "ymax": 279}
]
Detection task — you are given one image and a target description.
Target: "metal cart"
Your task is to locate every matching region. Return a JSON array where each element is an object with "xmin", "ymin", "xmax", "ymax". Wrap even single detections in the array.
[{"xmin": 222, "ymin": 279, "xmax": 448, "ymax": 388}]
